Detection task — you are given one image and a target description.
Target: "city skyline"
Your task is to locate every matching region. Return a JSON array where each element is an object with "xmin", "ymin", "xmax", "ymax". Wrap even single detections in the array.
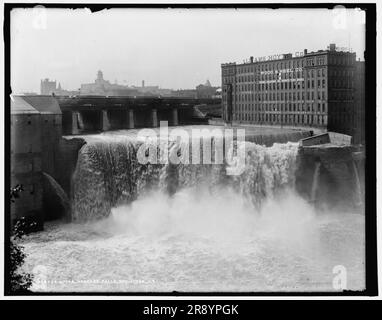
[{"xmin": 11, "ymin": 7, "xmax": 365, "ymax": 93}]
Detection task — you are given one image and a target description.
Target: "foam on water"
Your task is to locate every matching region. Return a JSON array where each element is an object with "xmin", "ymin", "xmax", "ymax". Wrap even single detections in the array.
[
  {"xmin": 19, "ymin": 130, "xmax": 365, "ymax": 292},
  {"xmin": 21, "ymin": 188, "xmax": 365, "ymax": 292}
]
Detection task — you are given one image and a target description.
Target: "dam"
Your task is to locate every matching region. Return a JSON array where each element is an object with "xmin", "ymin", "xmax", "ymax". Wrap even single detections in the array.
[{"xmin": 16, "ymin": 123, "xmax": 365, "ymax": 292}]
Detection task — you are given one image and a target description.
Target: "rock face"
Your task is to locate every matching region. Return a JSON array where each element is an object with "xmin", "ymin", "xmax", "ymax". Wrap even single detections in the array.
[
  {"xmin": 42, "ymin": 172, "xmax": 71, "ymax": 221},
  {"xmin": 296, "ymin": 145, "xmax": 365, "ymax": 211},
  {"xmin": 56, "ymin": 137, "xmax": 86, "ymax": 196},
  {"xmin": 39, "ymin": 137, "xmax": 86, "ymax": 222}
]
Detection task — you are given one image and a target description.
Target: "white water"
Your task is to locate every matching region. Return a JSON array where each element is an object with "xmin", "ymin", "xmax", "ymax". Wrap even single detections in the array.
[
  {"xmin": 352, "ymin": 160, "xmax": 363, "ymax": 207},
  {"xmin": 20, "ymin": 130, "xmax": 365, "ymax": 292},
  {"xmin": 310, "ymin": 162, "xmax": 321, "ymax": 202}
]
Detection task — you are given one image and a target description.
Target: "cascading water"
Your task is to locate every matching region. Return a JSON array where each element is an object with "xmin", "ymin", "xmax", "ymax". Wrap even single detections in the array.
[
  {"xmin": 20, "ymin": 128, "xmax": 365, "ymax": 292},
  {"xmin": 71, "ymin": 136, "xmax": 299, "ymax": 221},
  {"xmin": 310, "ymin": 162, "xmax": 321, "ymax": 203},
  {"xmin": 351, "ymin": 160, "xmax": 363, "ymax": 207},
  {"xmin": 77, "ymin": 112, "xmax": 84, "ymax": 130}
]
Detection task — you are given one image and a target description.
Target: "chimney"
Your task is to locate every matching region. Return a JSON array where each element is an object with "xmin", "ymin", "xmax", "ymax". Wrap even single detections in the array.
[
  {"xmin": 304, "ymin": 49, "xmax": 307, "ymax": 55},
  {"xmin": 329, "ymin": 43, "xmax": 336, "ymax": 52},
  {"xmin": 142, "ymin": 80, "xmax": 145, "ymax": 88},
  {"xmin": 250, "ymin": 56, "xmax": 254, "ymax": 63}
]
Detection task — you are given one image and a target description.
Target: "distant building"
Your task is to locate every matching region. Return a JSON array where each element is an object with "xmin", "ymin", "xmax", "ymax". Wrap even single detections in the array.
[
  {"xmin": 170, "ymin": 89, "xmax": 197, "ymax": 98},
  {"xmin": 196, "ymin": 80, "xmax": 220, "ymax": 99},
  {"xmin": 212, "ymin": 87, "xmax": 222, "ymax": 99},
  {"xmin": 40, "ymin": 78, "xmax": 77, "ymax": 96},
  {"xmin": 40, "ymin": 78, "xmax": 57, "ymax": 95},
  {"xmin": 80, "ymin": 70, "xmax": 128, "ymax": 95},
  {"xmin": 80, "ymin": 72, "xmax": 172, "ymax": 97},
  {"xmin": 44, "ymin": 71, "xmax": 217, "ymax": 99},
  {"xmin": 130, "ymin": 80, "xmax": 173, "ymax": 96},
  {"xmin": 221, "ymin": 44, "xmax": 365, "ymax": 143}
]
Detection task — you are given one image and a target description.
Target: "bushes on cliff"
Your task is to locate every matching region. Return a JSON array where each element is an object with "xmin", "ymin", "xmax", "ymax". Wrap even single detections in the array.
[{"xmin": 9, "ymin": 185, "xmax": 34, "ymax": 293}]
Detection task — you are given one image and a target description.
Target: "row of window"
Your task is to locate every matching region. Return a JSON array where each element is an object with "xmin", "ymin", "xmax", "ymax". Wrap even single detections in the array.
[
  {"xmin": 233, "ymin": 113, "xmax": 327, "ymax": 126},
  {"xmin": 225, "ymin": 67, "xmax": 353, "ymax": 83},
  {"xmin": 234, "ymin": 59, "xmax": 303, "ymax": 74},
  {"xmin": 235, "ymin": 102, "xmax": 327, "ymax": 113},
  {"xmin": 328, "ymin": 54, "xmax": 355, "ymax": 66},
  {"xmin": 222, "ymin": 53, "xmax": 354, "ymax": 76},
  {"xmin": 330, "ymin": 112, "xmax": 354, "ymax": 128},
  {"xmin": 329, "ymin": 91, "xmax": 354, "ymax": 100},
  {"xmin": 235, "ymin": 90, "xmax": 327, "ymax": 102},
  {"xmin": 329, "ymin": 79, "xmax": 354, "ymax": 89},
  {"xmin": 232, "ymin": 67, "xmax": 330, "ymax": 83},
  {"xmin": 234, "ymin": 79, "xmax": 327, "ymax": 91},
  {"xmin": 227, "ymin": 78, "xmax": 352, "ymax": 93}
]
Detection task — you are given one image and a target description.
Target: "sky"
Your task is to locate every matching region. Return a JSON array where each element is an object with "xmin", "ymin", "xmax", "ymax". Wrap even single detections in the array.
[{"xmin": 11, "ymin": 7, "xmax": 365, "ymax": 93}]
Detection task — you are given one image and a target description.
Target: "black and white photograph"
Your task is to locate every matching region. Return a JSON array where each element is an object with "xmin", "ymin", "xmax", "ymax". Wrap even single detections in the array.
[{"xmin": 3, "ymin": 2, "xmax": 377, "ymax": 299}]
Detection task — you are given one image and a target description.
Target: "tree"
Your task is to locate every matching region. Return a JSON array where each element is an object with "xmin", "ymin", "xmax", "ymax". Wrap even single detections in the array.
[{"xmin": 9, "ymin": 185, "xmax": 34, "ymax": 293}]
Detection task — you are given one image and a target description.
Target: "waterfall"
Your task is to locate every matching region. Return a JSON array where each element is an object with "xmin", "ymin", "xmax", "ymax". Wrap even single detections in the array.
[
  {"xmin": 352, "ymin": 160, "xmax": 363, "ymax": 206},
  {"xmin": 310, "ymin": 162, "xmax": 321, "ymax": 203},
  {"xmin": 77, "ymin": 112, "xmax": 84, "ymax": 130},
  {"xmin": 42, "ymin": 172, "xmax": 71, "ymax": 219},
  {"xmin": 71, "ymin": 135, "xmax": 300, "ymax": 222}
]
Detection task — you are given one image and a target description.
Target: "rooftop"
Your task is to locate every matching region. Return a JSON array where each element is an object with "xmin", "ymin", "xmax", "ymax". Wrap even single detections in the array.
[
  {"xmin": 222, "ymin": 44, "xmax": 355, "ymax": 67},
  {"xmin": 11, "ymin": 95, "xmax": 62, "ymax": 115}
]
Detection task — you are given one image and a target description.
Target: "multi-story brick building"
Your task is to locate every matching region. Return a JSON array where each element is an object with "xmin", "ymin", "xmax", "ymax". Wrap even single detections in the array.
[
  {"xmin": 11, "ymin": 95, "xmax": 63, "ymax": 226},
  {"xmin": 353, "ymin": 60, "xmax": 365, "ymax": 144},
  {"xmin": 221, "ymin": 44, "xmax": 364, "ymax": 142}
]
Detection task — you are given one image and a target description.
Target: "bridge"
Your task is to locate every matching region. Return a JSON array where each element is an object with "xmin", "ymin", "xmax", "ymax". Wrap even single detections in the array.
[{"xmin": 56, "ymin": 95, "xmax": 221, "ymax": 135}]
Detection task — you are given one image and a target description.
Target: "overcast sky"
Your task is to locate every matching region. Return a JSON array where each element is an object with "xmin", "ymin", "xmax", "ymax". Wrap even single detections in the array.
[{"xmin": 11, "ymin": 7, "xmax": 365, "ymax": 93}]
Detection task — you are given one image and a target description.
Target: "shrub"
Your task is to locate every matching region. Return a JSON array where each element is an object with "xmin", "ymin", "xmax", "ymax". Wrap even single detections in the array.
[{"xmin": 9, "ymin": 185, "xmax": 34, "ymax": 293}]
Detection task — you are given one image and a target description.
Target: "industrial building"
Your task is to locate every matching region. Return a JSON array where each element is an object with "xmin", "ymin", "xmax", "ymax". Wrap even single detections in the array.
[
  {"xmin": 10, "ymin": 95, "xmax": 62, "ymax": 226},
  {"xmin": 221, "ymin": 44, "xmax": 365, "ymax": 144}
]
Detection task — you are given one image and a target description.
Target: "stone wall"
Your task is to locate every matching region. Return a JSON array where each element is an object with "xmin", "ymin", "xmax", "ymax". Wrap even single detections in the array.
[
  {"xmin": 296, "ymin": 145, "xmax": 365, "ymax": 211},
  {"xmin": 55, "ymin": 137, "xmax": 86, "ymax": 196},
  {"xmin": 11, "ymin": 113, "xmax": 44, "ymax": 228}
]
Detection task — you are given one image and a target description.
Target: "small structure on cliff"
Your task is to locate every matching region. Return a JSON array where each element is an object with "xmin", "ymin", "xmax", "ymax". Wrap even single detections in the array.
[{"xmin": 297, "ymin": 131, "xmax": 364, "ymax": 210}]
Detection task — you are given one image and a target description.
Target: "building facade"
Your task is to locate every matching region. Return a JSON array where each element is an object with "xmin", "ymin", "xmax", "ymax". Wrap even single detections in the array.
[
  {"xmin": 40, "ymin": 78, "xmax": 78, "ymax": 96},
  {"xmin": 196, "ymin": 80, "xmax": 220, "ymax": 99},
  {"xmin": 40, "ymin": 78, "xmax": 57, "ymax": 95},
  {"xmin": 11, "ymin": 95, "xmax": 63, "ymax": 226},
  {"xmin": 353, "ymin": 60, "xmax": 365, "ymax": 144},
  {"xmin": 221, "ymin": 44, "xmax": 364, "ymax": 141},
  {"xmin": 11, "ymin": 96, "xmax": 43, "ymax": 225}
]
